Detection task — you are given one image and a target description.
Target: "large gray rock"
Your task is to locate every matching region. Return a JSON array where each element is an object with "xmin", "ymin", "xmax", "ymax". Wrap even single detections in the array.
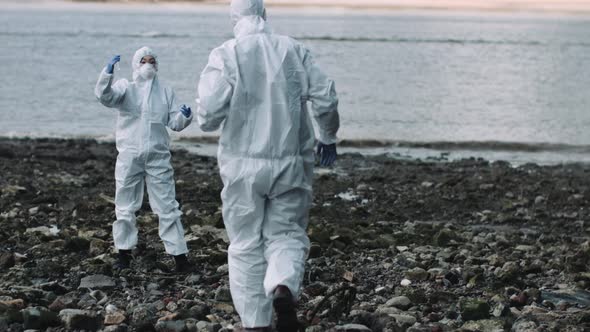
[
  {"xmin": 385, "ymin": 296, "xmax": 412, "ymax": 310},
  {"xmin": 78, "ymin": 274, "xmax": 115, "ymax": 290},
  {"xmin": 334, "ymin": 324, "xmax": 372, "ymax": 331},
  {"xmin": 59, "ymin": 309, "xmax": 102, "ymax": 331},
  {"xmin": 405, "ymin": 267, "xmax": 429, "ymax": 281},
  {"xmin": 25, "ymin": 225, "xmax": 59, "ymax": 237},
  {"xmin": 391, "ymin": 314, "xmax": 418, "ymax": 326},
  {"xmin": 375, "ymin": 306, "xmax": 403, "ymax": 315}
]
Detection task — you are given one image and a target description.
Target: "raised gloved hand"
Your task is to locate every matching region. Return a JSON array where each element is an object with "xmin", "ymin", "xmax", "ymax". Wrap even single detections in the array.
[
  {"xmin": 316, "ymin": 142, "xmax": 337, "ymax": 167},
  {"xmin": 180, "ymin": 105, "xmax": 192, "ymax": 118},
  {"xmin": 106, "ymin": 55, "xmax": 121, "ymax": 74}
]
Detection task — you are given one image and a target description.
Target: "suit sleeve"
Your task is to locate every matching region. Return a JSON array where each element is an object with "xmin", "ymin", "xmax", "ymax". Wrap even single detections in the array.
[
  {"xmin": 167, "ymin": 89, "xmax": 193, "ymax": 132},
  {"xmin": 196, "ymin": 47, "xmax": 234, "ymax": 132},
  {"xmin": 302, "ymin": 48, "xmax": 340, "ymax": 145},
  {"xmin": 94, "ymin": 68, "xmax": 128, "ymax": 108}
]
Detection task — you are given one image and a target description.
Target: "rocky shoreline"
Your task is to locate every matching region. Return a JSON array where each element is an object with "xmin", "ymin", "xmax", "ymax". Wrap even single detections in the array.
[{"xmin": 0, "ymin": 137, "xmax": 589, "ymax": 332}]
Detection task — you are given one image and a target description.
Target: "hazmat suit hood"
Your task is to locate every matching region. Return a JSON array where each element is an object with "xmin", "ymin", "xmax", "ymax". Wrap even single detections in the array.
[
  {"xmin": 230, "ymin": 0, "xmax": 267, "ymax": 26},
  {"xmin": 132, "ymin": 46, "xmax": 158, "ymax": 83}
]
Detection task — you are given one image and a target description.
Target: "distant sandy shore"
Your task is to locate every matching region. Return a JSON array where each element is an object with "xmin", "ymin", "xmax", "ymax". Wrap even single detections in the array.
[
  {"xmin": 3, "ymin": 0, "xmax": 590, "ymax": 14},
  {"xmin": 264, "ymin": 0, "xmax": 590, "ymax": 13},
  {"xmin": 101, "ymin": 0, "xmax": 590, "ymax": 13}
]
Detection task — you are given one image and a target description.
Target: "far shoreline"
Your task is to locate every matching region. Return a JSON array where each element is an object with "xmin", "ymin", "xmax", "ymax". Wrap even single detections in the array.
[
  {"xmin": 2, "ymin": 136, "xmax": 590, "ymax": 166},
  {"xmin": 4, "ymin": 0, "xmax": 590, "ymax": 16}
]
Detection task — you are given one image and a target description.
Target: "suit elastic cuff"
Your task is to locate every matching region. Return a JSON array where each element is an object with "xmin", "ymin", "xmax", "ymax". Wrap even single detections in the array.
[{"xmin": 319, "ymin": 135, "xmax": 338, "ymax": 145}]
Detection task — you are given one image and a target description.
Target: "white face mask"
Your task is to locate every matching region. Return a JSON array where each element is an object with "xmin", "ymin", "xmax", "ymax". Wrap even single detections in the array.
[{"xmin": 138, "ymin": 64, "xmax": 157, "ymax": 80}]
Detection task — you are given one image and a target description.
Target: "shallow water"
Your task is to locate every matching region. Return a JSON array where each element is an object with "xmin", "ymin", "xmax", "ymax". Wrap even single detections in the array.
[{"xmin": 1, "ymin": 3, "xmax": 590, "ymax": 163}]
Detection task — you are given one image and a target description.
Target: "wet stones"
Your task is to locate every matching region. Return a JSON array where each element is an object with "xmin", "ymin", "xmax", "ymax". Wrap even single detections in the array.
[
  {"xmin": 155, "ymin": 320, "xmax": 186, "ymax": 332},
  {"xmin": 496, "ymin": 261, "xmax": 520, "ymax": 282},
  {"xmin": 214, "ymin": 287, "xmax": 232, "ymax": 303},
  {"xmin": 0, "ymin": 252, "xmax": 15, "ymax": 270},
  {"xmin": 64, "ymin": 236, "xmax": 91, "ymax": 252},
  {"xmin": 78, "ymin": 274, "xmax": 116, "ymax": 290},
  {"xmin": 21, "ymin": 306, "xmax": 59, "ymax": 329},
  {"xmin": 309, "ymin": 243, "xmax": 322, "ymax": 258},
  {"xmin": 461, "ymin": 318, "xmax": 504, "ymax": 332},
  {"xmin": 404, "ymin": 267, "xmax": 428, "ymax": 281},
  {"xmin": 25, "ymin": 225, "xmax": 60, "ymax": 238},
  {"xmin": 511, "ymin": 317, "xmax": 539, "ymax": 332},
  {"xmin": 89, "ymin": 238, "xmax": 110, "ymax": 256},
  {"xmin": 391, "ymin": 313, "xmax": 417, "ymax": 327},
  {"xmin": 384, "ymin": 296, "xmax": 412, "ymax": 311},
  {"xmin": 132, "ymin": 304, "xmax": 158, "ymax": 328},
  {"xmin": 433, "ymin": 228, "xmax": 460, "ymax": 247},
  {"xmin": 48, "ymin": 295, "xmax": 77, "ymax": 312},
  {"xmin": 460, "ymin": 299, "xmax": 491, "ymax": 321},
  {"xmin": 3, "ymin": 139, "xmax": 590, "ymax": 331},
  {"xmin": 58, "ymin": 309, "xmax": 102, "ymax": 331},
  {"xmin": 193, "ymin": 320, "xmax": 222, "ymax": 332},
  {"xmin": 0, "ymin": 299, "xmax": 25, "ymax": 311}
]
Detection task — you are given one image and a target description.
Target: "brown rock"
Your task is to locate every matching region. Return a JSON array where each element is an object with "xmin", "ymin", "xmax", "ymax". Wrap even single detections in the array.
[
  {"xmin": 157, "ymin": 312, "xmax": 180, "ymax": 322},
  {"xmin": 0, "ymin": 299, "xmax": 25, "ymax": 310},
  {"xmin": 104, "ymin": 312, "xmax": 126, "ymax": 325}
]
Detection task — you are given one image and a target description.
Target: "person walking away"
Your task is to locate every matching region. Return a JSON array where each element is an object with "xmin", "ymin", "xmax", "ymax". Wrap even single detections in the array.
[{"xmin": 196, "ymin": 0, "xmax": 339, "ymax": 329}]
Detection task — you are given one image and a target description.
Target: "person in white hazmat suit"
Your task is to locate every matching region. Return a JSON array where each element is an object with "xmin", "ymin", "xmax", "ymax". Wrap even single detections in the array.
[
  {"xmin": 196, "ymin": 0, "xmax": 340, "ymax": 330},
  {"xmin": 95, "ymin": 46, "xmax": 194, "ymax": 273}
]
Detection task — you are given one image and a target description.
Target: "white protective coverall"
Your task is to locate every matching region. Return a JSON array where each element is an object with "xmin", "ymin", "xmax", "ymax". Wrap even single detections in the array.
[
  {"xmin": 95, "ymin": 46, "xmax": 192, "ymax": 256},
  {"xmin": 196, "ymin": 0, "xmax": 340, "ymax": 327}
]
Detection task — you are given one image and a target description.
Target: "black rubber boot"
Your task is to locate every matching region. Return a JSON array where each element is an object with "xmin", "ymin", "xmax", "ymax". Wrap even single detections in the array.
[
  {"xmin": 273, "ymin": 285, "xmax": 302, "ymax": 332},
  {"xmin": 173, "ymin": 254, "xmax": 192, "ymax": 273},
  {"xmin": 113, "ymin": 250, "xmax": 132, "ymax": 270}
]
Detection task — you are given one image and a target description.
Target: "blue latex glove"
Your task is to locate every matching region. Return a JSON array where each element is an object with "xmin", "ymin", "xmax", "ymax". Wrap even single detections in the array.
[
  {"xmin": 180, "ymin": 105, "xmax": 192, "ymax": 118},
  {"xmin": 106, "ymin": 55, "xmax": 121, "ymax": 74},
  {"xmin": 316, "ymin": 142, "xmax": 337, "ymax": 167}
]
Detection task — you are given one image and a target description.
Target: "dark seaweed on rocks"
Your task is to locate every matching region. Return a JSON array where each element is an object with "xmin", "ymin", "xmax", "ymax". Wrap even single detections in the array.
[{"xmin": 0, "ymin": 138, "xmax": 589, "ymax": 331}]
